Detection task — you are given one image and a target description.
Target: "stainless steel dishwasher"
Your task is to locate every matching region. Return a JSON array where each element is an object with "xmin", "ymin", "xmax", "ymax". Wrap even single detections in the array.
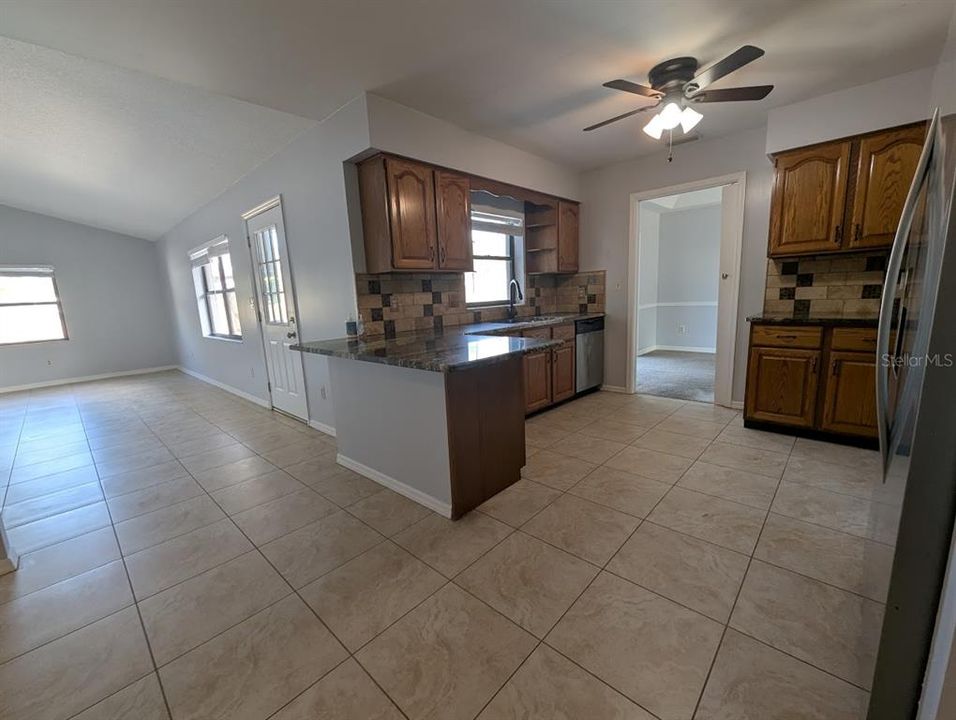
[{"xmin": 575, "ymin": 316, "xmax": 604, "ymax": 393}]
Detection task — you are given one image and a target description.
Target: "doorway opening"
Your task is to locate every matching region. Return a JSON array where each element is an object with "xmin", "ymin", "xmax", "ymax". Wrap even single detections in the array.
[
  {"xmin": 626, "ymin": 173, "xmax": 745, "ymax": 407},
  {"xmin": 242, "ymin": 196, "xmax": 310, "ymax": 422}
]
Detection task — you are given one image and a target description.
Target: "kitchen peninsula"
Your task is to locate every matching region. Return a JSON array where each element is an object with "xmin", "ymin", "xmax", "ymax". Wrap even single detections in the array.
[{"xmin": 294, "ymin": 319, "xmax": 574, "ymax": 519}]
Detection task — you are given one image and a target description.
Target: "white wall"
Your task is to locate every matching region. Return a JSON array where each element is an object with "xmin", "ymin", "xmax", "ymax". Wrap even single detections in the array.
[
  {"xmin": 766, "ymin": 67, "xmax": 934, "ymax": 154},
  {"xmin": 655, "ymin": 204, "xmax": 720, "ymax": 350},
  {"xmin": 158, "ymin": 93, "xmax": 582, "ymax": 430},
  {"xmin": 157, "ymin": 96, "xmax": 369, "ymax": 428},
  {"xmin": 580, "ymin": 126, "xmax": 772, "ymax": 400},
  {"xmin": 365, "ymin": 94, "xmax": 580, "ymax": 201},
  {"xmin": 0, "ymin": 204, "xmax": 176, "ymax": 390}
]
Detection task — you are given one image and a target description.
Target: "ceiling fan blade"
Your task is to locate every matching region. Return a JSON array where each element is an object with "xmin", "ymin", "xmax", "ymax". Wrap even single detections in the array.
[
  {"xmin": 583, "ymin": 103, "xmax": 659, "ymax": 132},
  {"xmin": 688, "ymin": 45, "xmax": 764, "ymax": 94},
  {"xmin": 603, "ymin": 79, "xmax": 662, "ymax": 98},
  {"xmin": 690, "ymin": 85, "xmax": 774, "ymax": 103}
]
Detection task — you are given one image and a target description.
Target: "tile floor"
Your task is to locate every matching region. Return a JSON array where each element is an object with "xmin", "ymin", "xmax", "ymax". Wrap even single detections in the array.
[{"xmin": 0, "ymin": 370, "xmax": 902, "ymax": 719}]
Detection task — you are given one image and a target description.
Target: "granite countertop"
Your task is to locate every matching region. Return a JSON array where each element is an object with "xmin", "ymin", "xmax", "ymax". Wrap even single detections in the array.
[
  {"xmin": 747, "ymin": 315, "xmax": 879, "ymax": 327},
  {"xmin": 293, "ymin": 312, "xmax": 602, "ymax": 372}
]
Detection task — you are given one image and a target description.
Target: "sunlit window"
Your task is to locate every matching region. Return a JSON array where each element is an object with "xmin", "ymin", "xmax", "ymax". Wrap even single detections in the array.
[
  {"xmin": 464, "ymin": 209, "xmax": 525, "ymax": 307},
  {"xmin": 189, "ymin": 237, "xmax": 242, "ymax": 340},
  {"xmin": 0, "ymin": 267, "xmax": 68, "ymax": 345}
]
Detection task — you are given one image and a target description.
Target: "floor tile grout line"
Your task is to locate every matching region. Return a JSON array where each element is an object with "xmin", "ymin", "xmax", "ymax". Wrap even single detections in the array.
[
  {"xmin": 686, "ymin": 431, "xmax": 796, "ymax": 719},
  {"xmin": 134, "ymin": 394, "xmax": 418, "ymax": 719},
  {"xmin": 75, "ymin": 404, "xmax": 179, "ymax": 720}
]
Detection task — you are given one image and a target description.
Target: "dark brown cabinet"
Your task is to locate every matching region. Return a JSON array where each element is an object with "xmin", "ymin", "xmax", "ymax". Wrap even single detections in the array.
[
  {"xmin": 557, "ymin": 201, "xmax": 580, "ymax": 273},
  {"xmin": 769, "ymin": 141, "xmax": 850, "ymax": 257},
  {"xmin": 745, "ymin": 323, "xmax": 878, "ymax": 441},
  {"xmin": 523, "ymin": 350, "xmax": 552, "ymax": 413},
  {"xmin": 848, "ymin": 125, "xmax": 926, "ymax": 250},
  {"xmin": 767, "ymin": 122, "xmax": 925, "ymax": 258},
  {"xmin": 551, "ymin": 341, "xmax": 576, "ymax": 403},
  {"xmin": 435, "ymin": 170, "xmax": 473, "ymax": 270},
  {"xmin": 358, "ymin": 154, "xmax": 471, "ymax": 273}
]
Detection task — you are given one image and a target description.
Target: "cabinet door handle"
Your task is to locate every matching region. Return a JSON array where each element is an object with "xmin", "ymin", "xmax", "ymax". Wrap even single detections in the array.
[
  {"xmin": 854, "ymin": 224, "xmax": 862, "ymax": 242},
  {"xmin": 439, "ymin": 244, "xmax": 446, "ymax": 265},
  {"xmin": 810, "ymin": 356, "xmax": 818, "ymax": 373},
  {"xmin": 429, "ymin": 244, "xmax": 435, "ymax": 262},
  {"xmin": 831, "ymin": 359, "xmax": 839, "ymax": 375},
  {"xmin": 835, "ymin": 224, "xmax": 843, "ymax": 243}
]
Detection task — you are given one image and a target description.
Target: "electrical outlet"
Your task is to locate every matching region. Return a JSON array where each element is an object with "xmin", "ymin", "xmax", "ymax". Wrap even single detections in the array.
[
  {"xmin": 320, "ymin": 386, "xmax": 327, "ymax": 400},
  {"xmin": 678, "ymin": 324, "xmax": 687, "ymax": 335}
]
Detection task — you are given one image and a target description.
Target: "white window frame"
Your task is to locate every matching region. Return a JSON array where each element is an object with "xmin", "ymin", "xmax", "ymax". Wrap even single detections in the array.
[
  {"xmin": 0, "ymin": 265, "xmax": 69, "ymax": 346},
  {"xmin": 465, "ymin": 207, "xmax": 526, "ymax": 308},
  {"xmin": 189, "ymin": 236, "xmax": 242, "ymax": 341}
]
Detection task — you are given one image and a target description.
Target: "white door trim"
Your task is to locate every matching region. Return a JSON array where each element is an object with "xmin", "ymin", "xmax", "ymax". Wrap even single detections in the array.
[{"xmin": 626, "ymin": 171, "xmax": 746, "ymax": 407}]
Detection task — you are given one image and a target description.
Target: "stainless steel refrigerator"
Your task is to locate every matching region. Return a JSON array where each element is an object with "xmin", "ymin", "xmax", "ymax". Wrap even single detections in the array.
[{"xmin": 868, "ymin": 106, "xmax": 956, "ymax": 719}]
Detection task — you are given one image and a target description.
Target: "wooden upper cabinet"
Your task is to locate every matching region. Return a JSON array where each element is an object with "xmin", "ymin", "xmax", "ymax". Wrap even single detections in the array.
[
  {"xmin": 557, "ymin": 201, "xmax": 580, "ymax": 272},
  {"xmin": 745, "ymin": 346, "xmax": 821, "ymax": 428},
  {"xmin": 435, "ymin": 171, "xmax": 473, "ymax": 271},
  {"xmin": 769, "ymin": 140, "xmax": 851, "ymax": 257},
  {"xmin": 848, "ymin": 125, "xmax": 926, "ymax": 250},
  {"xmin": 386, "ymin": 157, "xmax": 437, "ymax": 270},
  {"xmin": 820, "ymin": 351, "xmax": 878, "ymax": 437}
]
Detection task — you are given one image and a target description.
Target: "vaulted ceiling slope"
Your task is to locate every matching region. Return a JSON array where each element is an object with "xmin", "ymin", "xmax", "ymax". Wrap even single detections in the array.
[
  {"xmin": 0, "ymin": 37, "xmax": 315, "ymax": 239},
  {"xmin": 2, "ymin": 0, "xmax": 952, "ymax": 174}
]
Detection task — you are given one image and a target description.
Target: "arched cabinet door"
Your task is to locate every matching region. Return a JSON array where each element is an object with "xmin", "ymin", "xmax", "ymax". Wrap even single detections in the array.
[
  {"xmin": 848, "ymin": 125, "xmax": 926, "ymax": 250},
  {"xmin": 769, "ymin": 141, "xmax": 851, "ymax": 257},
  {"xmin": 435, "ymin": 171, "xmax": 473, "ymax": 271},
  {"xmin": 385, "ymin": 157, "xmax": 437, "ymax": 270}
]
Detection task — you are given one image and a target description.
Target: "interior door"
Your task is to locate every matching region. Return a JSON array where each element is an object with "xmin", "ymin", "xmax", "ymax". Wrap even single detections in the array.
[
  {"xmin": 246, "ymin": 202, "xmax": 309, "ymax": 421},
  {"xmin": 769, "ymin": 141, "xmax": 851, "ymax": 256}
]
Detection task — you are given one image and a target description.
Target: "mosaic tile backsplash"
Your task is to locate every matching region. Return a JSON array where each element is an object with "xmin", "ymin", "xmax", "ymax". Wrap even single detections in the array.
[
  {"xmin": 763, "ymin": 252, "xmax": 888, "ymax": 320},
  {"xmin": 355, "ymin": 271, "xmax": 606, "ymax": 338}
]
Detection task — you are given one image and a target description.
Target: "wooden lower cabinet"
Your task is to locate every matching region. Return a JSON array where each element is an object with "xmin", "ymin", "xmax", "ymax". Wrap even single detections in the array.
[
  {"xmin": 745, "ymin": 346, "xmax": 820, "ymax": 428},
  {"xmin": 744, "ymin": 323, "xmax": 878, "ymax": 440},
  {"xmin": 820, "ymin": 351, "xmax": 878, "ymax": 436},
  {"xmin": 523, "ymin": 350, "xmax": 552, "ymax": 413},
  {"xmin": 552, "ymin": 341, "xmax": 576, "ymax": 402}
]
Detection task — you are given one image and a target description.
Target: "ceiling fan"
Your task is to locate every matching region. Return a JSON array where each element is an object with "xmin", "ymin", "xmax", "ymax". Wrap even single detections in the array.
[{"xmin": 584, "ymin": 45, "xmax": 773, "ymax": 138}]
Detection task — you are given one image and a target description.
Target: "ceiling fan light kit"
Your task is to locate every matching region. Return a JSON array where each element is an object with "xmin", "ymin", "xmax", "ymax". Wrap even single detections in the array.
[{"xmin": 587, "ymin": 45, "xmax": 773, "ymax": 147}]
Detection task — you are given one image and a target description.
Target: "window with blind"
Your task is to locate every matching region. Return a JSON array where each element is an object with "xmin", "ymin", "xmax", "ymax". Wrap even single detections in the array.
[
  {"xmin": 189, "ymin": 237, "xmax": 242, "ymax": 340},
  {"xmin": 464, "ymin": 204, "xmax": 525, "ymax": 307},
  {"xmin": 0, "ymin": 266, "xmax": 68, "ymax": 345}
]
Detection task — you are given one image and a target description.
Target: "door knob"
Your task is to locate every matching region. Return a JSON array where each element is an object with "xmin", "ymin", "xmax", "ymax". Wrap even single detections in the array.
[
  {"xmin": 287, "ymin": 331, "xmax": 297, "ymax": 339},
  {"xmin": 721, "ymin": 273, "xmax": 729, "ymax": 279}
]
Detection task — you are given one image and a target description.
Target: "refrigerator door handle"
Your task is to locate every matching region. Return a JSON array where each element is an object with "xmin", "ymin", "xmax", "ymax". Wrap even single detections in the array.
[{"xmin": 876, "ymin": 108, "xmax": 939, "ymax": 478}]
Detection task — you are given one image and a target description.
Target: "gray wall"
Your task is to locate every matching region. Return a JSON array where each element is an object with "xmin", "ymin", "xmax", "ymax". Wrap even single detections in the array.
[
  {"xmin": 655, "ymin": 204, "xmax": 719, "ymax": 350},
  {"xmin": 156, "ymin": 97, "xmax": 369, "ymax": 429},
  {"xmin": 0, "ymin": 204, "xmax": 176, "ymax": 389},
  {"xmin": 581, "ymin": 125, "xmax": 772, "ymax": 399}
]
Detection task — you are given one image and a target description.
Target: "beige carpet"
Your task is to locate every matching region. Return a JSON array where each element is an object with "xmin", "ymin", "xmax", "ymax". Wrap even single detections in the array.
[{"xmin": 636, "ymin": 350, "xmax": 715, "ymax": 402}]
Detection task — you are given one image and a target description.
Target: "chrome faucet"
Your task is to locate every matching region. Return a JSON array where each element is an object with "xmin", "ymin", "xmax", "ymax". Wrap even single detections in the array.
[{"xmin": 508, "ymin": 278, "xmax": 524, "ymax": 320}]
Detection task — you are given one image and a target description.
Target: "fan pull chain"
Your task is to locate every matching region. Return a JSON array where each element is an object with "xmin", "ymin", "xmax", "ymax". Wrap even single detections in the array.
[{"xmin": 667, "ymin": 128, "xmax": 674, "ymax": 162}]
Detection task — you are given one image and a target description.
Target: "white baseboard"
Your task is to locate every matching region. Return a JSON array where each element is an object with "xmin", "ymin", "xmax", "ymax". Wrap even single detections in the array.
[
  {"xmin": 176, "ymin": 366, "xmax": 272, "ymax": 409},
  {"xmin": 308, "ymin": 419, "xmax": 337, "ymax": 438},
  {"xmin": 730, "ymin": 400, "xmax": 744, "ymax": 410},
  {"xmin": 337, "ymin": 453, "xmax": 452, "ymax": 518},
  {"xmin": 0, "ymin": 365, "xmax": 178, "ymax": 394},
  {"xmin": 600, "ymin": 384, "xmax": 630, "ymax": 394},
  {"xmin": 638, "ymin": 345, "xmax": 716, "ymax": 355}
]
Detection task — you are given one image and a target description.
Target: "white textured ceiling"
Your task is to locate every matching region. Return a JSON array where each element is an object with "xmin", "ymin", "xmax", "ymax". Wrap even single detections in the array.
[
  {"xmin": 0, "ymin": 37, "xmax": 314, "ymax": 239},
  {"xmin": 1, "ymin": 0, "xmax": 951, "ymax": 175}
]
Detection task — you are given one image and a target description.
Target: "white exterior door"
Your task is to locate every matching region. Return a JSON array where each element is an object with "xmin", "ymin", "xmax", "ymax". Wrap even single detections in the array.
[{"xmin": 245, "ymin": 201, "xmax": 309, "ymax": 421}]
